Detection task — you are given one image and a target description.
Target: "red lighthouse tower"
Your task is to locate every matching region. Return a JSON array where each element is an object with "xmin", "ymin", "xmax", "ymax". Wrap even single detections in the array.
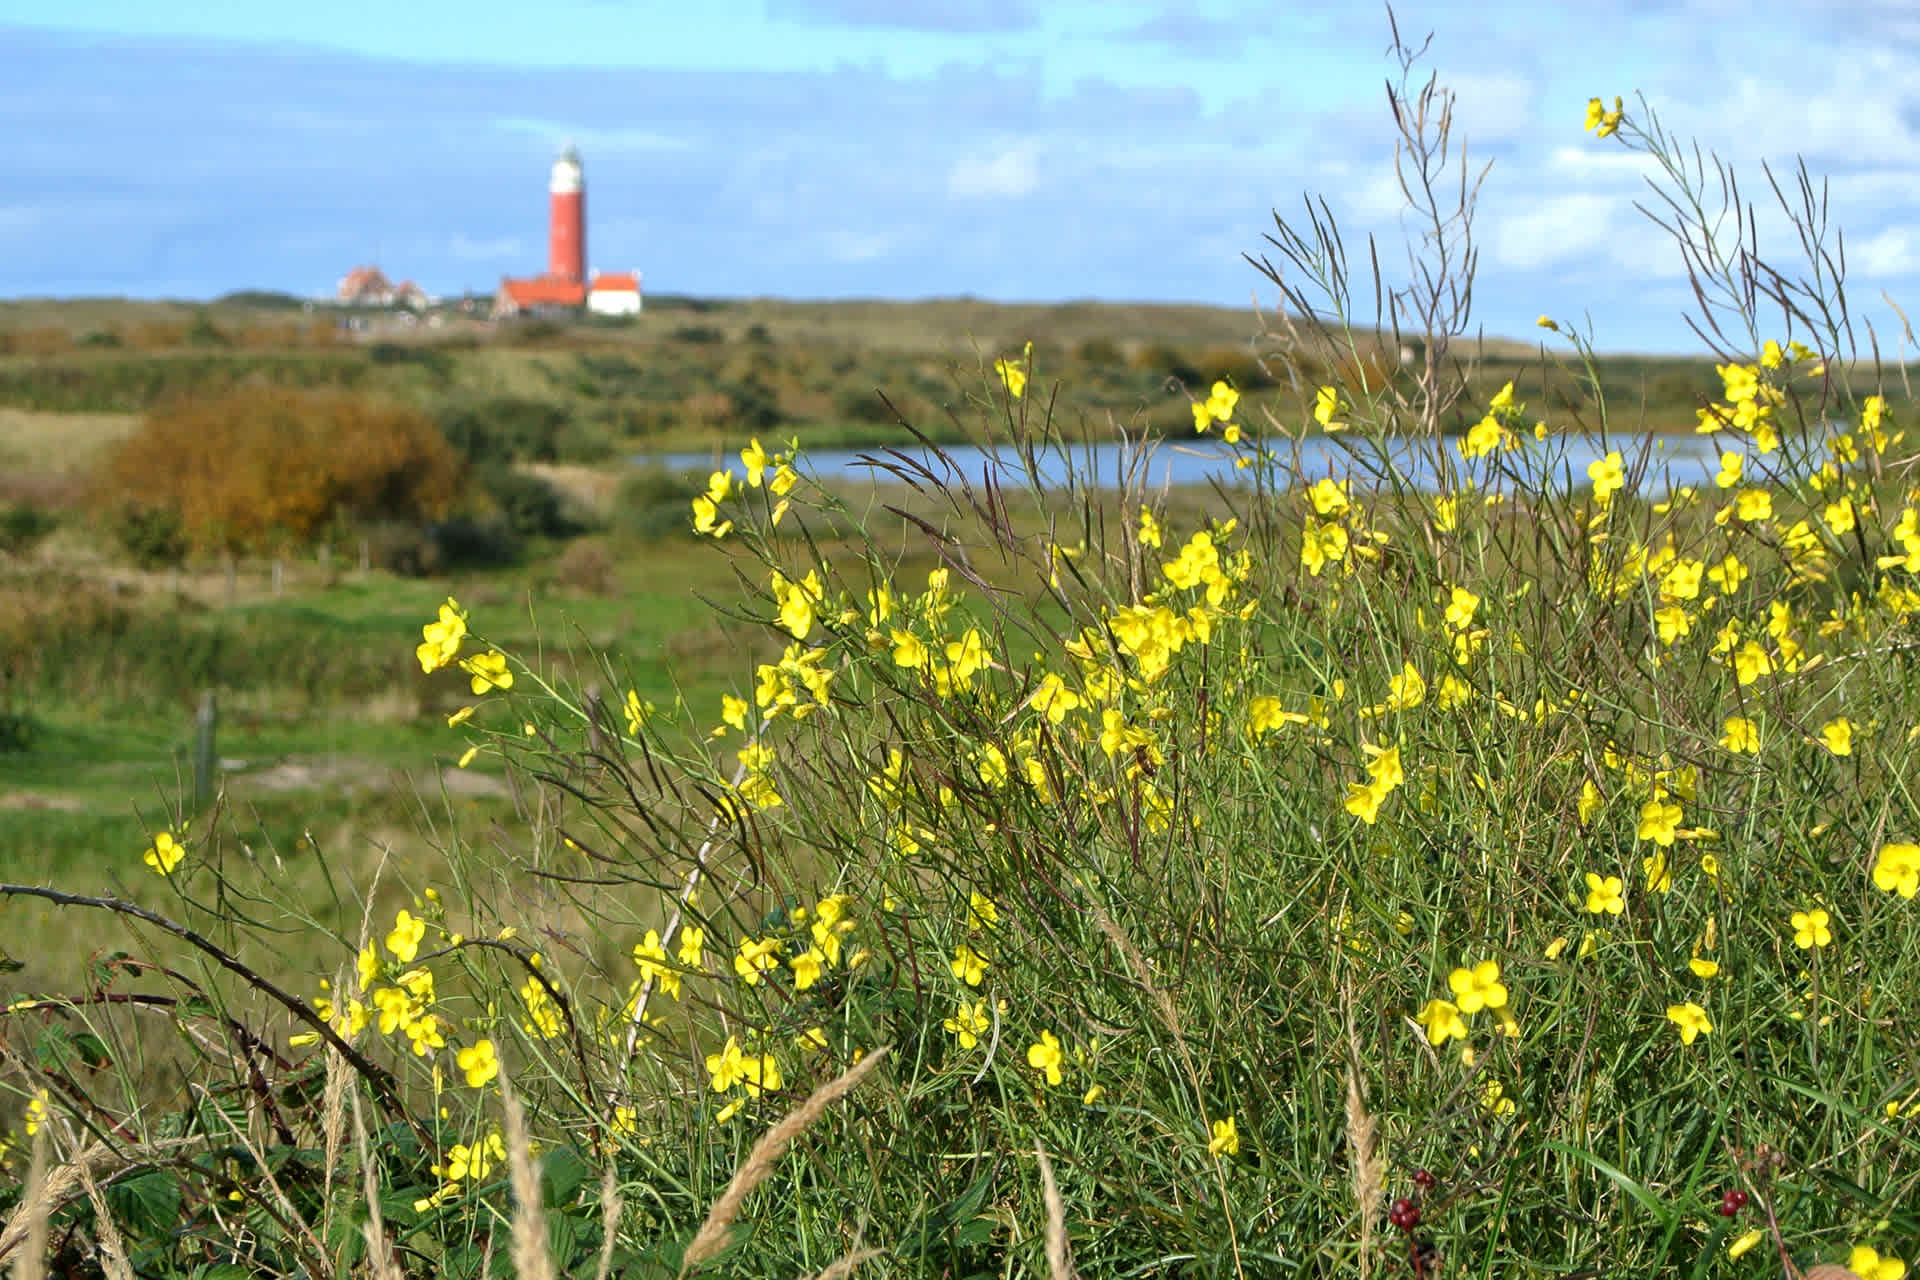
[{"xmin": 548, "ymin": 145, "xmax": 585, "ymax": 285}]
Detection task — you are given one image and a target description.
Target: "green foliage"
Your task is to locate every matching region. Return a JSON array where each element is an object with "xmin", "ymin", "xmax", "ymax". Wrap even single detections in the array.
[
  {"xmin": 108, "ymin": 501, "xmax": 189, "ymax": 567},
  {"xmin": 611, "ymin": 466, "xmax": 705, "ymax": 542},
  {"xmin": 477, "ymin": 466, "xmax": 577, "ymax": 540},
  {"xmin": 10, "ymin": 36, "xmax": 1920, "ymax": 1280},
  {"xmin": 0, "ymin": 351, "xmax": 375, "ymax": 413},
  {"xmin": 435, "ymin": 395, "xmax": 574, "ymax": 465},
  {"xmin": 0, "ymin": 502, "xmax": 57, "ymax": 555}
]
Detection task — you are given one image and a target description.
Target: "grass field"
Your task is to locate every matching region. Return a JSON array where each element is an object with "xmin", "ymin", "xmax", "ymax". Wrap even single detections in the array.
[{"xmin": 7, "ymin": 78, "xmax": 1920, "ymax": 1277}]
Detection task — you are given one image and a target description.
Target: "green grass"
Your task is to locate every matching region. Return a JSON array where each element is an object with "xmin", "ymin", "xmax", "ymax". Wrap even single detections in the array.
[{"xmin": 9, "ymin": 59, "xmax": 1920, "ymax": 1280}]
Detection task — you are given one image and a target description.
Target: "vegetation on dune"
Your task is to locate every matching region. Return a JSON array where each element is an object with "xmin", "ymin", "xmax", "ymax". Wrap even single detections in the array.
[
  {"xmin": 5, "ymin": 26, "xmax": 1920, "ymax": 1280},
  {"xmin": 101, "ymin": 387, "xmax": 462, "ymax": 557}
]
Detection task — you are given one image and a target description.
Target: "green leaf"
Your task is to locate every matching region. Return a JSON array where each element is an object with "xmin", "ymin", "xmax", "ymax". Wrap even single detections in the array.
[
  {"xmin": 104, "ymin": 1169, "xmax": 182, "ymax": 1237},
  {"xmin": 195, "ymin": 1266, "xmax": 254, "ymax": 1280},
  {"xmin": 898, "ymin": 1160, "xmax": 999, "ymax": 1258},
  {"xmin": 546, "ymin": 1211, "xmax": 582, "ymax": 1268},
  {"xmin": 70, "ymin": 1032, "xmax": 112, "ymax": 1070},
  {"xmin": 33, "ymin": 1025, "xmax": 75, "ymax": 1071},
  {"xmin": 540, "ymin": 1143, "xmax": 592, "ymax": 1206},
  {"xmin": 1544, "ymin": 1139, "xmax": 1675, "ymax": 1230},
  {"xmin": 87, "ymin": 951, "xmax": 131, "ymax": 987}
]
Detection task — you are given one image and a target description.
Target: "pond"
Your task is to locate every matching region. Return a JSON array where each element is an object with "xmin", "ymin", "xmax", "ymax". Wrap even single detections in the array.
[{"xmin": 640, "ymin": 432, "xmax": 1733, "ymax": 495}]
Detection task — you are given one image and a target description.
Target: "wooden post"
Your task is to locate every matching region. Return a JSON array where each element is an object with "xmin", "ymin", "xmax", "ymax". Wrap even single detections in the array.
[
  {"xmin": 225, "ymin": 556, "xmax": 237, "ymax": 604},
  {"xmin": 193, "ymin": 692, "xmax": 218, "ymax": 812},
  {"xmin": 272, "ymin": 559, "xmax": 284, "ymax": 595},
  {"xmin": 359, "ymin": 539, "xmax": 371, "ymax": 573}
]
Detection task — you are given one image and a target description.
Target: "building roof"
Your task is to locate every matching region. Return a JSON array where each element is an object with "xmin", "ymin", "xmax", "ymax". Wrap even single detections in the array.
[
  {"xmin": 589, "ymin": 272, "xmax": 640, "ymax": 293},
  {"xmin": 498, "ymin": 276, "xmax": 587, "ymax": 307},
  {"xmin": 338, "ymin": 265, "xmax": 393, "ymax": 299}
]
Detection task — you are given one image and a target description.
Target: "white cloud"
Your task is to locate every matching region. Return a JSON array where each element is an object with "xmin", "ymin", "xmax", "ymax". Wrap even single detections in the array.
[
  {"xmin": 1488, "ymin": 192, "xmax": 1622, "ymax": 271},
  {"xmin": 0, "ymin": 204, "xmax": 47, "ymax": 236},
  {"xmin": 492, "ymin": 117, "xmax": 692, "ymax": 153},
  {"xmin": 450, "ymin": 233, "xmax": 523, "ymax": 260},
  {"xmin": 1851, "ymin": 226, "xmax": 1920, "ymax": 277},
  {"xmin": 948, "ymin": 140, "xmax": 1041, "ymax": 199},
  {"xmin": 823, "ymin": 228, "xmax": 895, "ymax": 262},
  {"xmin": 1446, "ymin": 72, "xmax": 1540, "ymax": 144}
]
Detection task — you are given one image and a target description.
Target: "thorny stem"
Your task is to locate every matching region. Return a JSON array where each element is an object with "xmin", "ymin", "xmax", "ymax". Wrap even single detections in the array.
[{"xmin": 0, "ymin": 882, "xmax": 433, "ymax": 1153}]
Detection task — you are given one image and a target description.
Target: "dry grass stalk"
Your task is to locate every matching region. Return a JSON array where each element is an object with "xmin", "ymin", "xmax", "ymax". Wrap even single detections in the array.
[
  {"xmin": 201, "ymin": 1085, "xmax": 331, "ymax": 1277},
  {"xmin": 616, "ymin": 761, "xmax": 749, "ymax": 1082},
  {"xmin": 1034, "ymin": 1143, "xmax": 1077, "ymax": 1280},
  {"xmin": 1089, "ymin": 906, "xmax": 1184, "ymax": 1043},
  {"xmin": 1344, "ymin": 986, "xmax": 1383, "ymax": 1280},
  {"xmin": 680, "ymin": 1046, "xmax": 892, "ymax": 1275},
  {"xmin": 6, "ymin": 1123, "xmax": 48, "ymax": 1280},
  {"xmin": 502, "ymin": 1074, "xmax": 556, "ymax": 1280},
  {"xmin": 362, "ymin": 1220, "xmax": 406, "ymax": 1280},
  {"xmin": 802, "ymin": 1246, "xmax": 884, "ymax": 1280},
  {"xmin": 0, "ymin": 1134, "xmax": 206, "ymax": 1265},
  {"xmin": 353, "ymin": 1092, "xmax": 404, "ymax": 1280},
  {"xmin": 592, "ymin": 1166, "xmax": 624, "ymax": 1280},
  {"xmin": 74, "ymin": 1156, "xmax": 135, "ymax": 1280},
  {"xmin": 320, "ymin": 1027, "xmax": 350, "ymax": 1243}
]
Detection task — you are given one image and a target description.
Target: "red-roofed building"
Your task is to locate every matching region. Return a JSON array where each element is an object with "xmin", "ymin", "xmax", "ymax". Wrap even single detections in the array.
[
  {"xmin": 337, "ymin": 265, "xmax": 395, "ymax": 306},
  {"xmin": 494, "ymin": 146, "xmax": 642, "ymax": 320},
  {"xmin": 493, "ymin": 276, "xmax": 588, "ymax": 317}
]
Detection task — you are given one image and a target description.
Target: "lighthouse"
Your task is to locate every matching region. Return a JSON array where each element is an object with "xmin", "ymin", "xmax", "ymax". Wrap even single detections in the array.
[
  {"xmin": 494, "ymin": 144, "xmax": 640, "ymax": 317},
  {"xmin": 548, "ymin": 145, "xmax": 585, "ymax": 285}
]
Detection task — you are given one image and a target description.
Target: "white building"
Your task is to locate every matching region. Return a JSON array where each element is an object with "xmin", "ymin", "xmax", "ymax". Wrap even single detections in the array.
[{"xmin": 587, "ymin": 270, "xmax": 643, "ymax": 316}]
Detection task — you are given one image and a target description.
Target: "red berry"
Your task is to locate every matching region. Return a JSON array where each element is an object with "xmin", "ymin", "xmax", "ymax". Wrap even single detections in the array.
[
  {"xmin": 1412, "ymin": 1168, "xmax": 1436, "ymax": 1191},
  {"xmin": 1717, "ymin": 1189, "xmax": 1749, "ymax": 1217},
  {"xmin": 1389, "ymin": 1198, "xmax": 1422, "ymax": 1230}
]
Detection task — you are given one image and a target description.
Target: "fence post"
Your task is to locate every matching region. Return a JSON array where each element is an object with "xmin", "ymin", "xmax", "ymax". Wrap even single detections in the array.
[{"xmin": 193, "ymin": 692, "xmax": 218, "ymax": 812}]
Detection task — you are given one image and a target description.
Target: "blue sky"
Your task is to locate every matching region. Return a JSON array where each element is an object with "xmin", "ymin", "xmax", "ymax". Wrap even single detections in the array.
[{"xmin": 5, "ymin": 1, "xmax": 1920, "ymax": 351}]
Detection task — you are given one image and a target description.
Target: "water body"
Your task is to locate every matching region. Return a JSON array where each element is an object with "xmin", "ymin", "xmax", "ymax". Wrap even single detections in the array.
[{"xmin": 641, "ymin": 433, "xmax": 1732, "ymax": 495}]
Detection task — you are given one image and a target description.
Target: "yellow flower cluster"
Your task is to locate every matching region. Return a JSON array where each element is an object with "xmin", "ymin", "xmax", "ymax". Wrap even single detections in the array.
[
  {"xmin": 689, "ymin": 437, "xmax": 802, "ymax": 539},
  {"xmin": 705, "ymin": 1035, "xmax": 783, "ymax": 1123},
  {"xmin": 414, "ymin": 1131, "xmax": 507, "ymax": 1211},
  {"xmin": 1417, "ymin": 959, "xmax": 1515, "ymax": 1047},
  {"xmin": 1190, "ymin": 379, "xmax": 1239, "ymax": 435}
]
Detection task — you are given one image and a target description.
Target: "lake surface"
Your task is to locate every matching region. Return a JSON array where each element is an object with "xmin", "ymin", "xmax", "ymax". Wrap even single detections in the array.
[{"xmin": 642, "ymin": 433, "xmax": 1732, "ymax": 495}]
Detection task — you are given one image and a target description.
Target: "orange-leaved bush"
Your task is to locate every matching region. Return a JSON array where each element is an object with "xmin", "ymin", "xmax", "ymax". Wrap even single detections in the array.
[{"xmin": 100, "ymin": 386, "xmax": 461, "ymax": 552}]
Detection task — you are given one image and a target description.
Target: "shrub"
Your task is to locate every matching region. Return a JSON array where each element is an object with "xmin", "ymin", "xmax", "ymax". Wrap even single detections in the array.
[
  {"xmin": 477, "ymin": 465, "xmax": 574, "ymax": 540},
  {"xmin": 611, "ymin": 466, "xmax": 704, "ymax": 542},
  {"xmin": 0, "ymin": 503, "xmax": 57, "ymax": 555},
  {"xmin": 12, "ymin": 29, "xmax": 1920, "ymax": 1280},
  {"xmin": 427, "ymin": 514, "xmax": 522, "ymax": 570},
  {"xmin": 434, "ymin": 396, "xmax": 573, "ymax": 465},
  {"xmin": 100, "ymin": 386, "xmax": 461, "ymax": 553},
  {"xmin": 835, "ymin": 384, "xmax": 900, "ymax": 426},
  {"xmin": 1128, "ymin": 339, "xmax": 1201, "ymax": 386},
  {"xmin": 553, "ymin": 537, "xmax": 616, "ymax": 595},
  {"xmin": 107, "ymin": 501, "xmax": 188, "ymax": 568}
]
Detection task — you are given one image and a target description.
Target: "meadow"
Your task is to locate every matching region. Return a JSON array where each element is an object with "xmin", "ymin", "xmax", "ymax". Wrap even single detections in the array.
[{"xmin": 2, "ymin": 53, "xmax": 1920, "ymax": 1280}]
